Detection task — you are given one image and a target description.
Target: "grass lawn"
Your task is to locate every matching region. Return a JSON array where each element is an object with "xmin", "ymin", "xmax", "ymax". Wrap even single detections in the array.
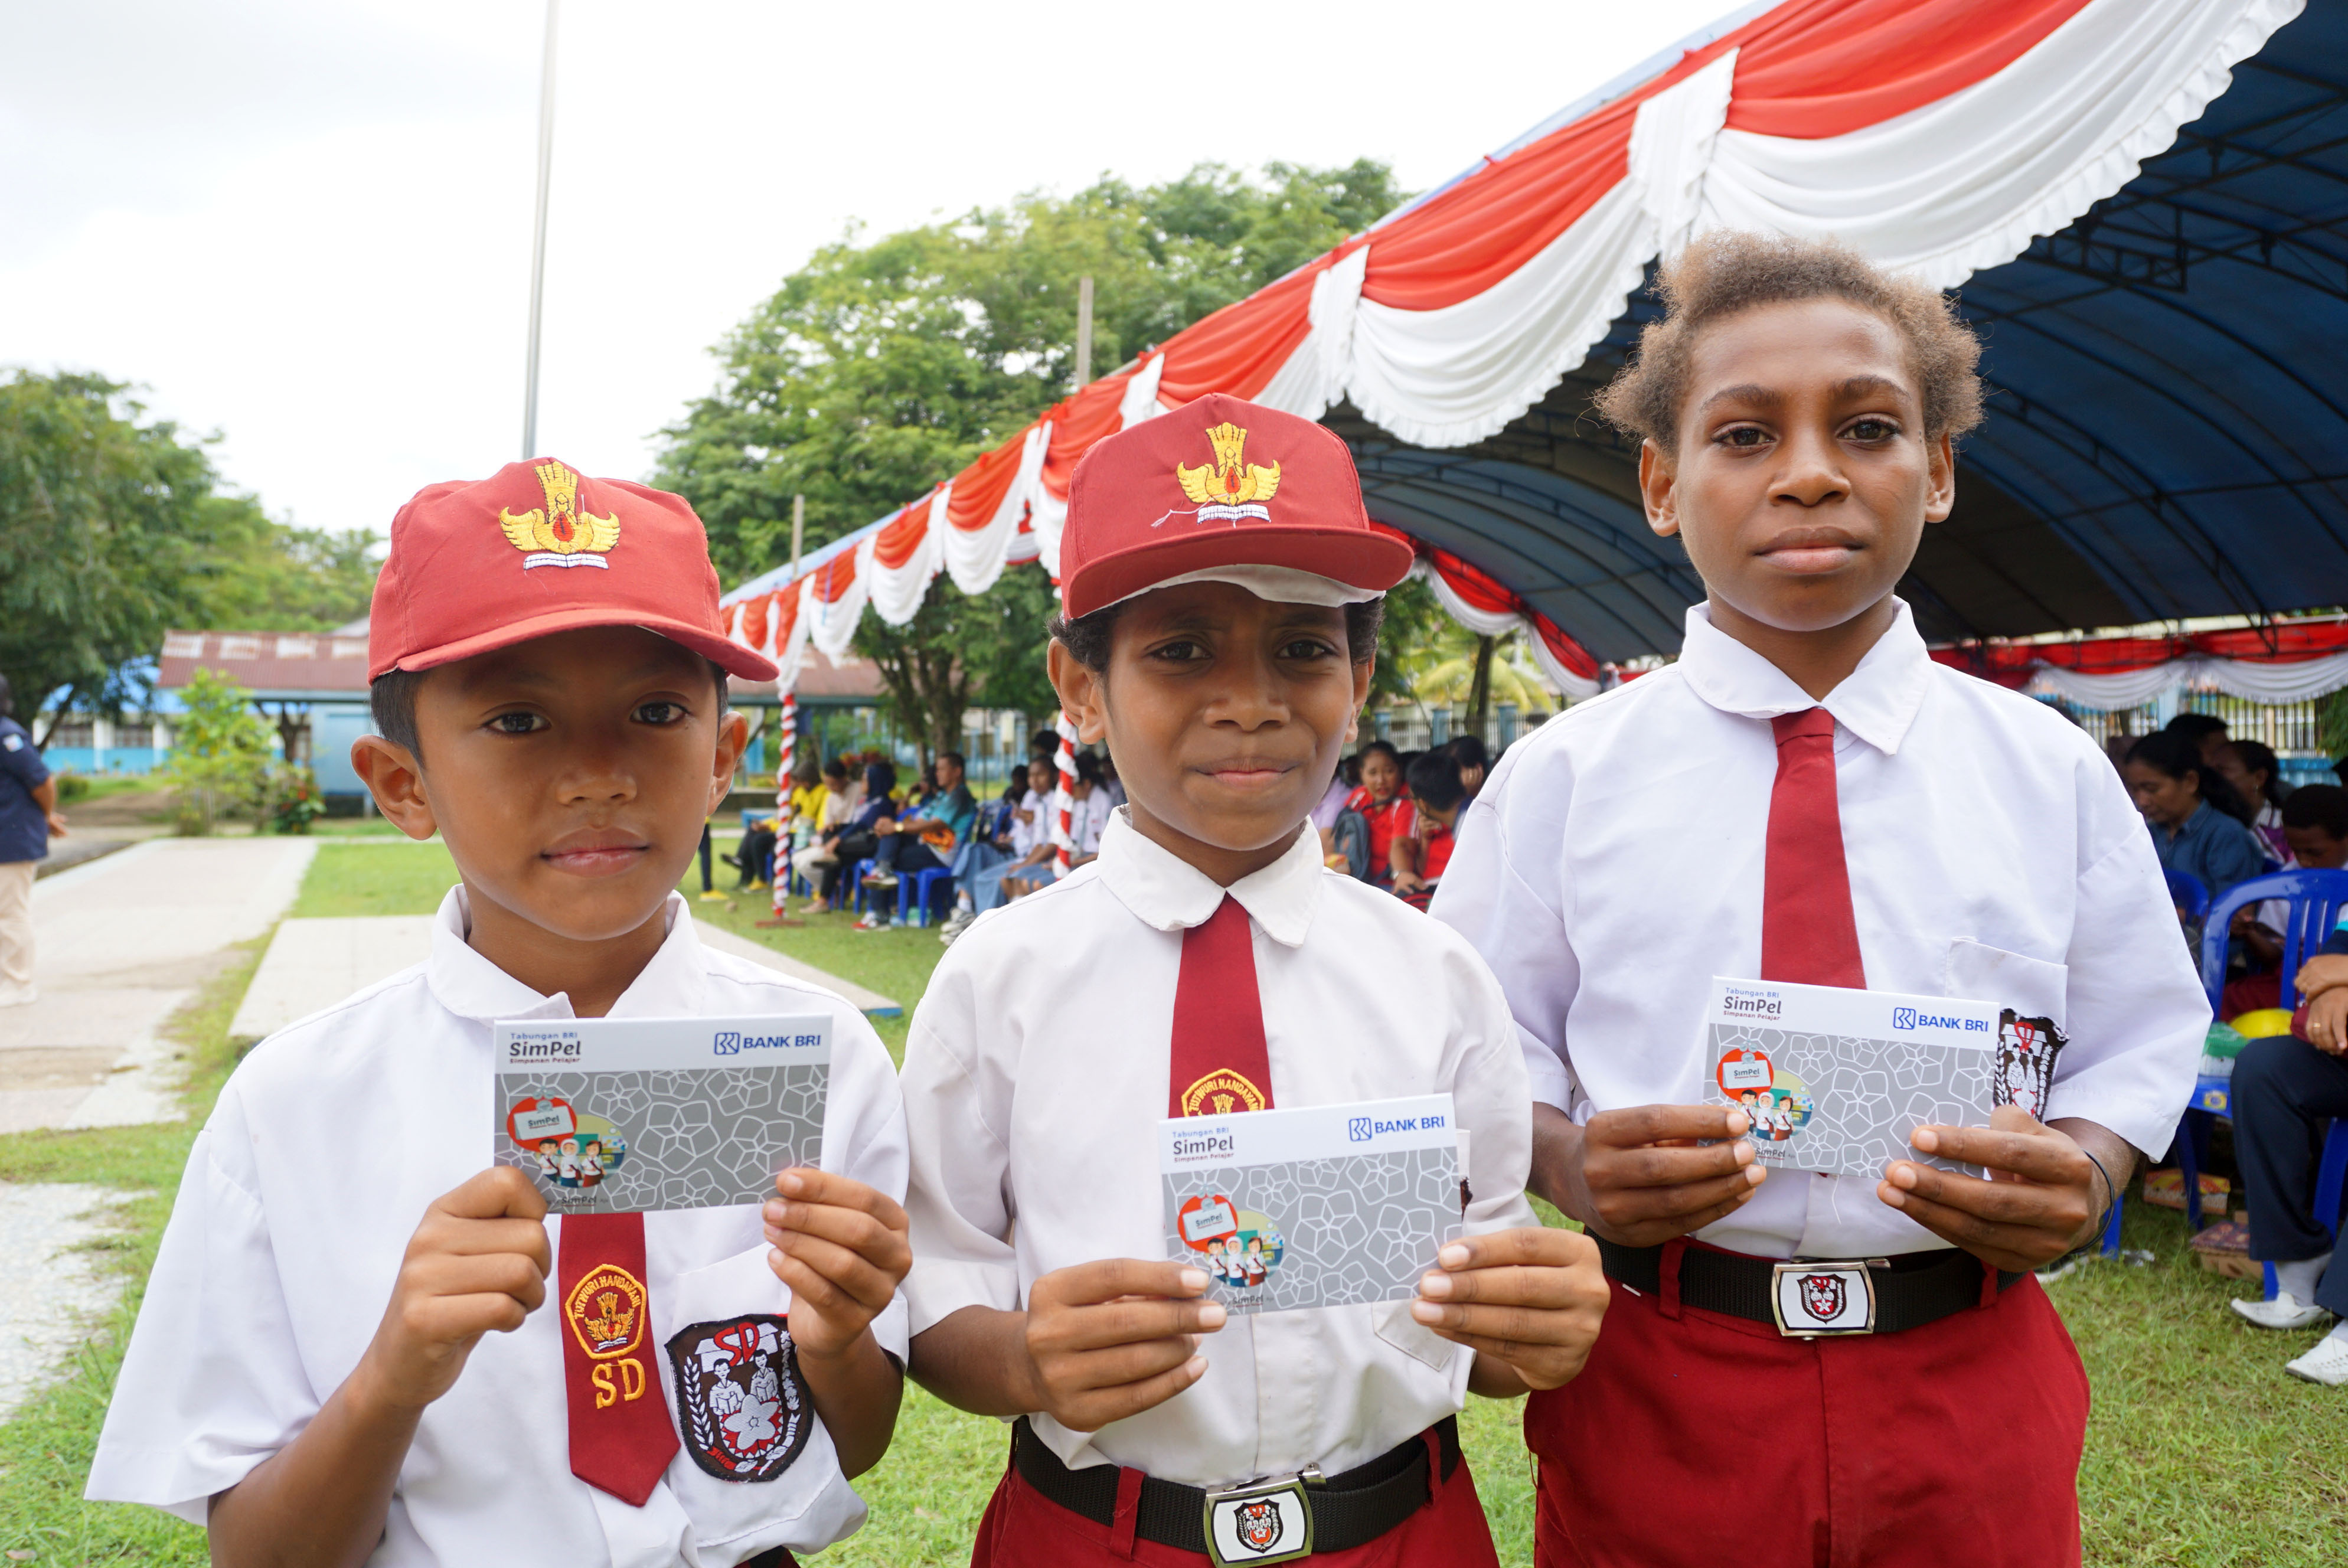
[{"xmin": 4, "ymin": 837, "xmax": 2341, "ymax": 1564}]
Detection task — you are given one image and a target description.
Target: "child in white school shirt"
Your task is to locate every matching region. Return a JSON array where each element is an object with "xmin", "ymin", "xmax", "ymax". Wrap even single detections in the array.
[
  {"xmin": 898, "ymin": 393, "xmax": 1608, "ymax": 1568},
  {"xmin": 1432, "ymin": 233, "xmax": 2207, "ymax": 1567},
  {"xmin": 87, "ymin": 462, "xmax": 913, "ymax": 1568}
]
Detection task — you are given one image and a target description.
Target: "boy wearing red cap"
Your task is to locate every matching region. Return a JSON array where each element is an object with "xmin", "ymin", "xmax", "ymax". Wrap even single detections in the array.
[
  {"xmin": 899, "ymin": 394, "xmax": 1609, "ymax": 1566},
  {"xmin": 88, "ymin": 462, "xmax": 913, "ymax": 1567},
  {"xmin": 1432, "ymin": 234, "xmax": 2206, "ymax": 1566}
]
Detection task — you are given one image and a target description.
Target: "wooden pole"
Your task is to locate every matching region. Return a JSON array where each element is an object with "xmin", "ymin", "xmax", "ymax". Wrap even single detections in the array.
[
  {"xmin": 789, "ymin": 493, "xmax": 805, "ymax": 579},
  {"xmin": 521, "ymin": 0, "xmax": 560, "ymax": 459},
  {"xmin": 1074, "ymin": 275, "xmax": 1094, "ymax": 389}
]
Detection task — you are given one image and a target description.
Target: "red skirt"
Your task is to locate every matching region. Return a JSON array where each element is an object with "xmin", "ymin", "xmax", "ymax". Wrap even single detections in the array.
[
  {"xmin": 968, "ymin": 1439, "xmax": 1500, "ymax": 1567},
  {"xmin": 1527, "ymin": 1255, "xmax": 2088, "ymax": 1568}
]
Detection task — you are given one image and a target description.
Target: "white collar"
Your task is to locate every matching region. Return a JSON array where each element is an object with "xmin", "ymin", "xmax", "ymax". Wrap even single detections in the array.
[
  {"xmin": 1675, "ymin": 598, "xmax": 1932, "ymax": 755},
  {"xmin": 426, "ymin": 885, "xmax": 711, "ymax": 1022},
  {"xmin": 1095, "ymin": 806, "xmax": 1325, "ymax": 948}
]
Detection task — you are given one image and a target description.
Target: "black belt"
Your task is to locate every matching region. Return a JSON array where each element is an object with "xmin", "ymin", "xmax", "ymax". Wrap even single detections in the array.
[
  {"xmin": 1596, "ymin": 1235, "xmax": 2017, "ymax": 1337},
  {"xmin": 1010, "ymin": 1415, "xmax": 1458, "ymax": 1560}
]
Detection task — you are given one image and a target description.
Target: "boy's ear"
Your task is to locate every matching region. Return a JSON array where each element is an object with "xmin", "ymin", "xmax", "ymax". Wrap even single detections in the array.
[
  {"xmin": 351, "ymin": 735, "xmax": 437, "ymax": 842},
  {"xmin": 1637, "ymin": 438, "xmax": 1680, "ymax": 539},
  {"xmin": 1925, "ymin": 430, "xmax": 1957, "ymax": 524},
  {"xmin": 1046, "ymin": 642, "xmax": 1109, "ymax": 746},
  {"xmin": 707, "ymin": 710, "xmax": 751, "ymax": 815}
]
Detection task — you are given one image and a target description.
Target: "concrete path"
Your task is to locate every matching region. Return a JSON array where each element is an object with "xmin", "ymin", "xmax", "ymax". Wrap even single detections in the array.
[
  {"xmin": 3, "ymin": 837, "xmax": 318, "ymax": 1132},
  {"xmin": 232, "ymin": 913, "xmax": 901, "ymax": 1044},
  {"xmin": 0, "ymin": 1182, "xmax": 129, "ymax": 1420}
]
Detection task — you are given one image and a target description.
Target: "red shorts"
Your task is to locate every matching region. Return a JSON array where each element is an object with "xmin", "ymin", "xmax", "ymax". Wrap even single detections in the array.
[
  {"xmin": 1528, "ymin": 1253, "xmax": 2088, "ymax": 1568},
  {"xmin": 968, "ymin": 1439, "xmax": 1500, "ymax": 1567}
]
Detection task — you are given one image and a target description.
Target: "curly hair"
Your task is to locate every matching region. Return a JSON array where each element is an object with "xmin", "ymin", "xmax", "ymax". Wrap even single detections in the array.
[{"xmin": 1596, "ymin": 231, "xmax": 1985, "ymax": 452}]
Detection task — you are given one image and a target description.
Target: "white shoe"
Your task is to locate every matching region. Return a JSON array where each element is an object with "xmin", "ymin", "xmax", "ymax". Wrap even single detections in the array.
[
  {"xmin": 2233, "ymin": 1293, "xmax": 2334, "ymax": 1331},
  {"xmin": 940, "ymin": 910, "xmax": 974, "ymax": 936},
  {"xmin": 2285, "ymin": 1335, "xmax": 2348, "ymax": 1386}
]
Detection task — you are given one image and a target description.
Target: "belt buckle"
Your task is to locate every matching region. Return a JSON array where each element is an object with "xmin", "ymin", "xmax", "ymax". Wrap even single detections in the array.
[
  {"xmin": 1769, "ymin": 1259, "xmax": 1887, "ymax": 1337},
  {"xmin": 1202, "ymin": 1465, "xmax": 1319, "ymax": 1566}
]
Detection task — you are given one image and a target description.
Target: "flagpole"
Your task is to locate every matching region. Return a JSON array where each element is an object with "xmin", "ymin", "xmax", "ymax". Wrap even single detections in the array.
[{"xmin": 521, "ymin": 0, "xmax": 560, "ymax": 459}]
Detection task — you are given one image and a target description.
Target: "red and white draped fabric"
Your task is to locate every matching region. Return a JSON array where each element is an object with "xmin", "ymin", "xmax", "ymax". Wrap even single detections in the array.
[
  {"xmin": 722, "ymin": 0, "xmax": 2298, "ymax": 694},
  {"xmin": 1934, "ymin": 619, "xmax": 2348, "ymax": 709}
]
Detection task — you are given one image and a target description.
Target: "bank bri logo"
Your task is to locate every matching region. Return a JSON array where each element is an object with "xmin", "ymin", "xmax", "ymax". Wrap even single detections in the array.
[
  {"xmin": 1347, "ymin": 1116, "xmax": 1374, "ymax": 1143},
  {"xmin": 1892, "ymin": 1007, "xmax": 1919, "ymax": 1031}
]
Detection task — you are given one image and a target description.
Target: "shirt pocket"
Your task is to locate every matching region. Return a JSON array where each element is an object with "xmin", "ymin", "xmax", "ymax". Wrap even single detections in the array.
[{"xmin": 1942, "ymin": 937, "xmax": 2068, "ymax": 1031}]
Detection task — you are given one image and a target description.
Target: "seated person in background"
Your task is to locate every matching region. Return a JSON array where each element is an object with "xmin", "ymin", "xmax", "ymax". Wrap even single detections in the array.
[
  {"xmin": 1392, "ymin": 749, "xmax": 1468, "ymax": 908},
  {"xmin": 2229, "ymin": 904, "xmax": 2348, "ymax": 1385},
  {"xmin": 789, "ymin": 758, "xmax": 856, "ymax": 908},
  {"xmin": 2225, "ymin": 785, "xmax": 2348, "ymax": 1018},
  {"xmin": 1314, "ymin": 752, "xmax": 1361, "ymax": 870},
  {"xmin": 1448, "ymin": 734, "xmax": 1490, "ymax": 802},
  {"xmin": 1002, "ymin": 753, "xmax": 1109, "ymax": 900},
  {"xmin": 2214, "ymin": 739, "xmax": 2291, "ymax": 863},
  {"xmin": 2124, "ymin": 729, "xmax": 2268, "ymax": 902},
  {"xmin": 957, "ymin": 759, "xmax": 1059, "ymax": 927},
  {"xmin": 860, "ymin": 752, "xmax": 976, "ymax": 921},
  {"xmin": 815, "ymin": 760, "xmax": 897, "ymax": 912},
  {"xmin": 1344, "ymin": 739, "xmax": 1412, "ymax": 887}
]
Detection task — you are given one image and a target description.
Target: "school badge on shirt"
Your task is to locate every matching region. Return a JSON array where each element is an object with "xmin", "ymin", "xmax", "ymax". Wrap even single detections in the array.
[{"xmin": 666, "ymin": 1315, "xmax": 811, "ymax": 1482}]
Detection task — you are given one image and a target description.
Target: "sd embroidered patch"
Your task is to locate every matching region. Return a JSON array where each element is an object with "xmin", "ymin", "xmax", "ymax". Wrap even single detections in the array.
[{"xmin": 666, "ymin": 1315, "xmax": 811, "ymax": 1483}]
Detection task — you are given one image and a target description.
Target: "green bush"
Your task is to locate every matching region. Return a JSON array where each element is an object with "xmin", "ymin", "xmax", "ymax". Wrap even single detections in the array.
[
  {"xmin": 157, "ymin": 670, "xmax": 275, "ymax": 835},
  {"xmin": 54, "ymin": 772, "xmax": 90, "ymax": 803}
]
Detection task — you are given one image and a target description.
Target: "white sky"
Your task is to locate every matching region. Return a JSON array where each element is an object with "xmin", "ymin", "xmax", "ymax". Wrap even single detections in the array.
[{"xmin": 1, "ymin": 0, "xmax": 1728, "ymax": 553}]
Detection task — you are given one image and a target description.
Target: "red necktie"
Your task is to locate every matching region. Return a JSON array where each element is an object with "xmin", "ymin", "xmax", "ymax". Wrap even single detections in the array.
[
  {"xmin": 1761, "ymin": 708, "xmax": 1867, "ymax": 989},
  {"xmin": 557, "ymin": 1211, "xmax": 679, "ymax": 1505},
  {"xmin": 1168, "ymin": 896, "xmax": 1276, "ymax": 1117}
]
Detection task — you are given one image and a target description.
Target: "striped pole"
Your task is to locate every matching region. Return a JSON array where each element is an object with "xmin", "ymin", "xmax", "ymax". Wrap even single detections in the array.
[
  {"xmin": 1053, "ymin": 713, "xmax": 1079, "ymax": 875},
  {"xmin": 772, "ymin": 692, "xmax": 796, "ymax": 910}
]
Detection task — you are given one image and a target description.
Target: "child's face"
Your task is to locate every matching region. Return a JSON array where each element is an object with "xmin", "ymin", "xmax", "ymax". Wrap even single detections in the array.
[
  {"xmin": 2286, "ymin": 824, "xmax": 2348, "ymax": 869},
  {"xmin": 360, "ymin": 625, "xmax": 747, "ymax": 946},
  {"xmin": 2124, "ymin": 760, "xmax": 2200, "ymax": 828},
  {"xmin": 1030, "ymin": 760, "xmax": 1054, "ymax": 794},
  {"xmin": 1050, "ymin": 582, "xmax": 1369, "ymax": 866},
  {"xmin": 1360, "ymin": 751, "xmax": 1399, "ymax": 802},
  {"xmin": 1640, "ymin": 297, "xmax": 1955, "ymax": 639}
]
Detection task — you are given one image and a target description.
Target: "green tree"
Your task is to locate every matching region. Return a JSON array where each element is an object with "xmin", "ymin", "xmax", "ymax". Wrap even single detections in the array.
[
  {"xmin": 654, "ymin": 159, "xmax": 1407, "ymax": 750},
  {"xmin": 0, "ymin": 373, "xmax": 219, "ymax": 740},
  {"xmin": 158, "ymin": 668, "xmax": 276, "ymax": 833},
  {"xmin": 190, "ymin": 493, "xmax": 380, "ymax": 632}
]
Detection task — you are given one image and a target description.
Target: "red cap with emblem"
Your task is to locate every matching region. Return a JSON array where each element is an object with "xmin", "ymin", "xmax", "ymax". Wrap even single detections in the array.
[
  {"xmin": 1058, "ymin": 392, "xmax": 1413, "ymax": 619},
  {"xmin": 367, "ymin": 458, "xmax": 778, "ymax": 682}
]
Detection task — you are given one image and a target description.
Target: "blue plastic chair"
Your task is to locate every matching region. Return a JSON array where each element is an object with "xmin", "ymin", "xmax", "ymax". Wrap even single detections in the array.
[
  {"xmin": 2179, "ymin": 870, "xmax": 2348, "ymax": 1279},
  {"xmin": 901, "ymin": 867, "xmax": 956, "ymax": 927},
  {"xmin": 2166, "ymin": 868, "xmax": 2211, "ymax": 924},
  {"xmin": 848, "ymin": 857, "xmax": 881, "ymax": 914}
]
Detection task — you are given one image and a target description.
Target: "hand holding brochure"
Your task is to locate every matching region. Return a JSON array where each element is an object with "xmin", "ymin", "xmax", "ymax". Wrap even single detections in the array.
[
  {"xmin": 1161, "ymin": 1094, "xmax": 1462, "ymax": 1315},
  {"xmin": 1700, "ymin": 978, "xmax": 2006, "ymax": 1180},
  {"xmin": 494, "ymin": 1014, "xmax": 831, "ymax": 1214}
]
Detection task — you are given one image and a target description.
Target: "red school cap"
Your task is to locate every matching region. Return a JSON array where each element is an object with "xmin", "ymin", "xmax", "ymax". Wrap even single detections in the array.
[
  {"xmin": 1058, "ymin": 392, "xmax": 1413, "ymax": 619},
  {"xmin": 367, "ymin": 458, "xmax": 779, "ymax": 683}
]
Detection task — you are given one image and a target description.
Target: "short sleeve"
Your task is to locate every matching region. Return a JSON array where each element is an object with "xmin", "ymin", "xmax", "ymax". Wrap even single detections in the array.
[
  {"xmin": 85, "ymin": 1102, "xmax": 318, "ymax": 1521},
  {"xmin": 0, "ymin": 725, "xmax": 48, "ymax": 789},
  {"xmin": 899, "ymin": 963, "xmax": 1021, "ymax": 1335}
]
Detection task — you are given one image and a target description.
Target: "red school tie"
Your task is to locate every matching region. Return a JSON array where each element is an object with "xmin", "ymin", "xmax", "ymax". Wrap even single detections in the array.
[
  {"xmin": 556, "ymin": 1211, "xmax": 679, "ymax": 1506},
  {"xmin": 1761, "ymin": 708, "xmax": 1867, "ymax": 989},
  {"xmin": 1168, "ymin": 896, "xmax": 1277, "ymax": 1117}
]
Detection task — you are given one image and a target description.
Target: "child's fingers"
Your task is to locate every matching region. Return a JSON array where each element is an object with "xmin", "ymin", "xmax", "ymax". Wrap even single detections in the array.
[
  {"xmin": 762, "ymin": 1195, "xmax": 912, "ymax": 1269},
  {"xmin": 1050, "ymin": 1354, "xmax": 1208, "ymax": 1433},
  {"xmin": 1906, "ymin": 1125, "xmax": 2081, "ymax": 1184},
  {"xmin": 1588, "ymin": 1104, "xmax": 1751, "ymax": 1151},
  {"xmin": 401, "ymin": 1252, "xmax": 549, "ymax": 1313},
  {"xmin": 1030, "ymin": 1295, "xmax": 1226, "ymax": 1356},
  {"xmin": 399, "ymin": 1288, "xmax": 538, "ymax": 1342},
  {"xmin": 415, "ymin": 1215, "xmax": 554, "ymax": 1269},
  {"xmin": 1883, "ymin": 1158, "xmax": 2089, "ymax": 1229},
  {"xmin": 1032, "ymin": 1259, "xmax": 1209, "ymax": 1312},
  {"xmin": 1428, "ymin": 1227, "xmax": 1595, "ymax": 1273},
  {"xmin": 1872, "ymin": 1184, "xmax": 2066, "ymax": 1271},
  {"xmin": 1419, "ymin": 1325, "xmax": 1588, "ymax": 1390},
  {"xmin": 435, "ymin": 1166, "xmax": 551, "ymax": 1222},
  {"xmin": 772, "ymin": 1169, "xmax": 909, "ymax": 1233},
  {"xmin": 768, "ymin": 1231, "xmax": 904, "ymax": 1314},
  {"xmin": 1418, "ymin": 1263, "xmax": 1607, "ymax": 1314}
]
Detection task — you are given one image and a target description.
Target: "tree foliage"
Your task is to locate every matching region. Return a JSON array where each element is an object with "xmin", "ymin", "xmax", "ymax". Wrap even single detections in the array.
[
  {"xmin": 654, "ymin": 160, "xmax": 1406, "ymax": 751},
  {"xmin": 0, "ymin": 371, "xmax": 378, "ymax": 740},
  {"xmin": 157, "ymin": 668, "xmax": 276, "ymax": 833}
]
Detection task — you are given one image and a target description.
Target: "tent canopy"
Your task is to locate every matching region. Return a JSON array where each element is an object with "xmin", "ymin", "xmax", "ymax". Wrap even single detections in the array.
[{"xmin": 722, "ymin": 0, "xmax": 2342, "ymax": 696}]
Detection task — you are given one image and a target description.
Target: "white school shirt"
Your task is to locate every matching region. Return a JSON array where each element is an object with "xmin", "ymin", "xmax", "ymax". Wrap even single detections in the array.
[
  {"xmin": 87, "ymin": 887, "xmax": 910, "ymax": 1568},
  {"xmin": 1432, "ymin": 600, "xmax": 2207, "ymax": 1262},
  {"xmin": 1057, "ymin": 786, "xmax": 1113, "ymax": 857},
  {"xmin": 900, "ymin": 808, "xmax": 1536, "ymax": 1488},
  {"xmin": 1007, "ymin": 794, "xmax": 1044, "ymax": 858}
]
